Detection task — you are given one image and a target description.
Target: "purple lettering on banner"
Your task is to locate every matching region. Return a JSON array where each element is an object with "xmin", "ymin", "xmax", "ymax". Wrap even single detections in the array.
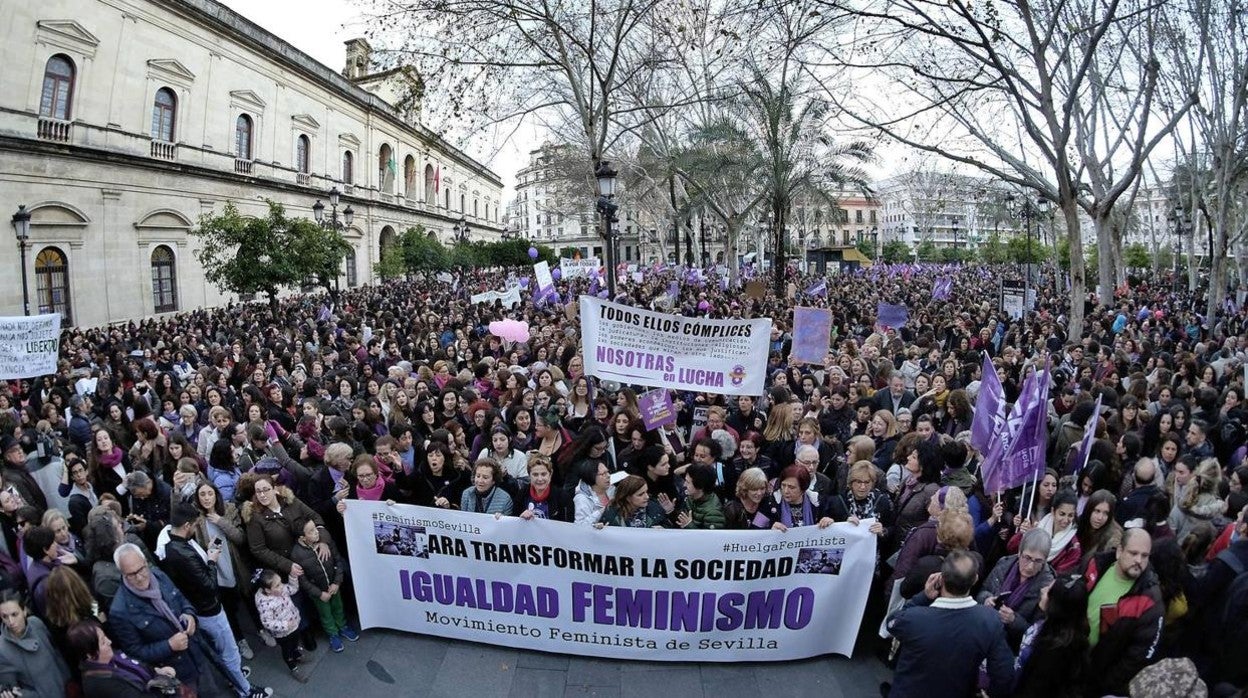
[
  {"xmin": 638, "ymin": 389, "xmax": 677, "ymax": 430},
  {"xmin": 791, "ymin": 307, "xmax": 833, "ymax": 365}
]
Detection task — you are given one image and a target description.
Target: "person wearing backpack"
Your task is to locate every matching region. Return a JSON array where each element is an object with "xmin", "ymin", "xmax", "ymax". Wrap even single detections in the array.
[{"xmin": 1187, "ymin": 506, "xmax": 1248, "ymax": 686}]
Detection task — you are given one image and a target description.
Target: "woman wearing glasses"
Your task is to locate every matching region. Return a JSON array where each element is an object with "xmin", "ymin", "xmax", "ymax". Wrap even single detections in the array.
[{"xmin": 976, "ymin": 527, "xmax": 1056, "ymax": 650}]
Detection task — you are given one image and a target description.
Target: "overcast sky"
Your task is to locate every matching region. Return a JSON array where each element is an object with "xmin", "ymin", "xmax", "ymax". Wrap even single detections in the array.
[{"xmin": 217, "ymin": 0, "xmax": 539, "ymax": 202}]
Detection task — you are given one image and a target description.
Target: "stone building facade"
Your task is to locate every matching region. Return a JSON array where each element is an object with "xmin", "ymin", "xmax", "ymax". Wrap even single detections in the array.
[{"xmin": 0, "ymin": 0, "xmax": 503, "ymax": 327}]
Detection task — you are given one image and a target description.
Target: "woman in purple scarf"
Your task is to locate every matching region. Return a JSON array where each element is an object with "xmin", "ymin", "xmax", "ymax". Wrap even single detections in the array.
[
  {"xmin": 68, "ymin": 618, "xmax": 179, "ymax": 696},
  {"xmin": 974, "ymin": 527, "xmax": 1056, "ymax": 650},
  {"xmin": 772, "ymin": 465, "xmax": 836, "ymax": 531}
]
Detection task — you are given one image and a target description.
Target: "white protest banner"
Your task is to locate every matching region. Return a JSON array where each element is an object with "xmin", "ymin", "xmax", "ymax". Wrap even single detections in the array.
[
  {"xmin": 0, "ymin": 314, "xmax": 61, "ymax": 379},
  {"xmin": 344, "ymin": 501, "xmax": 876, "ymax": 661},
  {"xmin": 579, "ymin": 296, "xmax": 771, "ymax": 395},
  {"xmin": 534, "ymin": 261, "xmax": 554, "ymax": 291},
  {"xmin": 436, "ymin": 272, "xmax": 454, "ymax": 285},
  {"xmin": 470, "ymin": 287, "xmax": 522, "ymax": 308},
  {"xmin": 560, "ymin": 257, "xmax": 601, "ymax": 280}
]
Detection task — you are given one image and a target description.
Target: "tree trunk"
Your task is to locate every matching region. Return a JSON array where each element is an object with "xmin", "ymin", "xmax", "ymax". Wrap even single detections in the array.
[
  {"xmin": 1095, "ymin": 213, "xmax": 1115, "ymax": 306},
  {"xmin": 726, "ymin": 219, "xmax": 740, "ymax": 287},
  {"xmin": 1064, "ymin": 201, "xmax": 1086, "ymax": 339},
  {"xmin": 266, "ymin": 289, "xmax": 280, "ymax": 319},
  {"xmin": 1207, "ymin": 214, "xmax": 1230, "ymax": 321},
  {"xmin": 772, "ymin": 198, "xmax": 787, "ymax": 295}
]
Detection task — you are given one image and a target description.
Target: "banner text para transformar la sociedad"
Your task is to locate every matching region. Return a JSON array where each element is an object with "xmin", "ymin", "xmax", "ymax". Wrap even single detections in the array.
[
  {"xmin": 343, "ymin": 500, "xmax": 876, "ymax": 661},
  {"xmin": 579, "ymin": 295, "xmax": 772, "ymax": 396}
]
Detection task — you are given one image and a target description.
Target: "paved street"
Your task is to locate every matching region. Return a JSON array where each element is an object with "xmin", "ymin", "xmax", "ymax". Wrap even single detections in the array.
[{"xmin": 245, "ymin": 627, "xmax": 891, "ymax": 698}]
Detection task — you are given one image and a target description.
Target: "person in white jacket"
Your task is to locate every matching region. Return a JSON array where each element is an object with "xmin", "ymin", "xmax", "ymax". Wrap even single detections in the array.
[{"xmin": 572, "ymin": 461, "xmax": 614, "ymax": 526}]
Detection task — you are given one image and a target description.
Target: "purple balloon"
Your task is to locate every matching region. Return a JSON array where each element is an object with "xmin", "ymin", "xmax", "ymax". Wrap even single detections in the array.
[
  {"xmin": 528, "ymin": 247, "xmax": 539, "ymax": 260},
  {"xmin": 597, "ymin": 290, "xmax": 609, "ymax": 299},
  {"xmin": 697, "ymin": 300, "xmax": 710, "ymax": 311},
  {"xmin": 519, "ymin": 277, "xmax": 530, "ymax": 289},
  {"xmin": 551, "ymin": 268, "xmax": 562, "ymax": 281}
]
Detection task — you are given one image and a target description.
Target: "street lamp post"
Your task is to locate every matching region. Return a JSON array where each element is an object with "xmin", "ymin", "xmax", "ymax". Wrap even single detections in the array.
[
  {"xmin": 452, "ymin": 216, "xmax": 469, "ymax": 243},
  {"xmin": 595, "ymin": 160, "xmax": 620, "ymax": 298},
  {"xmin": 1170, "ymin": 205, "xmax": 1189, "ymax": 291},
  {"xmin": 11, "ymin": 205, "xmax": 32, "ymax": 316},
  {"xmin": 311, "ymin": 187, "xmax": 355, "ymax": 294},
  {"xmin": 1006, "ymin": 194, "xmax": 1049, "ymax": 312}
]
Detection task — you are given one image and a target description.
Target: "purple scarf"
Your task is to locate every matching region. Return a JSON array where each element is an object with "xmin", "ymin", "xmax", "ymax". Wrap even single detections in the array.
[
  {"xmin": 998, "ymin": 559, "xmax": 1036, "ymax": 610},
  {"xmin": 780, "ymin": 495, "xmax": 814, "ymax": 527},
  {"xmin": 123, "ymin": 575, "xmax": 181, "ymax": 629},
  {"xmin": 98, "ymin": 447, "xmax": 124, "ymax": 468}
]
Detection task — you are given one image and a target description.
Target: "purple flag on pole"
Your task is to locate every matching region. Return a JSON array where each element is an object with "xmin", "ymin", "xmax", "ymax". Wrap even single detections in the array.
[
  {"xmin": 932, "ymin": 277, "xmax": 953, "ymax": 300},
  {"xmin": 983, "ymin": 366, "xmax": 1051, "ymax": 493},
  {"xmin": 876, "ymin": 302, "xmax": 909, "ymax": 329},
  {"xmin": 805, "ymin": 279, "xmax": 827, "ymax": 298},
  {"xmin": 970, "ymin": 352, "xmax": 1005, "ymax": 456},
  {"xmin": 1072, "ymin": 394, "xmax": 1103, "ymax": 475}
]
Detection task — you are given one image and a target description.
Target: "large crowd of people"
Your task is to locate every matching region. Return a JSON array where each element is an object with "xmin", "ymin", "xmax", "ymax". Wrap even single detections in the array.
[{"xmin": 0, "ymin": 259, "xmax": 1245, "ymax": 697}]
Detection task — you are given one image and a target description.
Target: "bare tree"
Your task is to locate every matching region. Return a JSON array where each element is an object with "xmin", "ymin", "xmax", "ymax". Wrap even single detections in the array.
[
  {"xmin": 818, "ymin": 0, "xmax": 1196, "ymax": 336},
  {"xmin": 1158, "ymin": 0, "xmax": 1248, "ymax": 318}
]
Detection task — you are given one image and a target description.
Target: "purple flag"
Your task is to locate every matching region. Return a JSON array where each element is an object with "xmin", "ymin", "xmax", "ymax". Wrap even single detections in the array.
[
  {"xmin": 805, "ymin": 279, "xmax": 827, "ymax": 298},
  {"xmin": 791, "ymin": 307, "xmax": 833, "ymax": 364},
  {"xmin": 932, "ymin": 277, "xmax": 953, "ymax": 301},
  {"xmin": 588, "ymin": 275, "xmax": 600, "ymax": 296},
  {"xmin": 983, "ymin": 365, "xmax": 1051, "ymax": 493},
  {"xmin": 667, "ymin": 280, "xmax": 680, "ymax": 298},
  {"xmin": 876, "ymin": 302, "xmax": 908, "ymax": 330},
  {"xmin": 1072, "ymin": 394, "xmax": 1103, "ymax": 475},
  {"xmin": 970, "ymin": 352, "xmax": 1005, "ymax": 456},
  {"xmin": 638, "ymin": 389, "xmax": 677, "ymax": 430}
]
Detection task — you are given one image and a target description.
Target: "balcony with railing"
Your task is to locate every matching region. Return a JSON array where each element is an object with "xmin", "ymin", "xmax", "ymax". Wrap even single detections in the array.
[
  {"xmin": 37, "ymin": 117, "xmax": 72, "ymax": 142},
  {"xmin": 234, "ymin": 158, "xmax": 253, "ymax": 175},
  {"xmin": 297, "ymin": 172, "xmax": 311, "ymax": 186},
  {"xmin": 150, "ymin": 140, "xmax": 176, "ymax": 161}
]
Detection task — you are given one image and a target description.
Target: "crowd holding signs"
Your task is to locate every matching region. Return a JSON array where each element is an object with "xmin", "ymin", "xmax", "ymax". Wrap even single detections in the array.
[{"xmin": 0, "ymin": 256, "xmax": 1247, "ymax": 697}]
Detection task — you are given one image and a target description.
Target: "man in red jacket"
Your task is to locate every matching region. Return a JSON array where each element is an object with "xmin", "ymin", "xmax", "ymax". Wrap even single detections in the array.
[{"xmin": 1083, "ymin": 528, "xmax": 1164, "ymax": 696}]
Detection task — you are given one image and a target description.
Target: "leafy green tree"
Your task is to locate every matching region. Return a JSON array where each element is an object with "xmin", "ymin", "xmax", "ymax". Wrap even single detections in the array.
[
  {"xmin": 978, "ymin": 232, "xmax": 1009, "ymax": 264},
  {"xmin": 399, "ymin": 227, "xmax": 451, "ymax": 273},
  {"xmin": 1006, "ymin": 235, "xmax": 1046, "ymax": 264},
  {"xmin": 855, "ymin": 238, "xmax": 875, "ymax": 260},
  {"xmin": 1123, "ymin": 243, "xmax": 1151, "ymax": 269},
  {"xmin": 915, "ymin": 239, "xmax": 938, "ymax": 262},
  {"xmin": 881, "ymin": 240, "xmax": 911, "ymax": 263},
  {"xmin": 192, "ymin": 201, "xmax": 347, "ymax": 316}
]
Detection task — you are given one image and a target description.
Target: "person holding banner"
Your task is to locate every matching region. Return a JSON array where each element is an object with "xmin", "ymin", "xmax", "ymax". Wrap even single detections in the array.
[
  {"xmin": 459, "ymin": 459, "xmax": 513, "ymax": 516},
  {"xmin": 773, "ymin": 465, "xmax": 835, "ymax": 531},
  {"xmin": 572, "ymin": 461, "xmax": 613, "ymax": 527},
  {"xmin": 597, "ymin": 476, "xmax": 669, "ymax": 529},
  {"xmin": 722, "ymin": 467, "xmax": 780, "ymax": 530},
  {"xmin": 676, "ymin": 464, "xmax": 725, "ymax": 530},
  {"xmin": 514, "ymin": 455, "xmax": 573, "ymax": 523}
]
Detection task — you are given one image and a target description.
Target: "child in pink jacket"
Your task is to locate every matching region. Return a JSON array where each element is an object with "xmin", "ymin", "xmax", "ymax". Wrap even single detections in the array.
[{"xmin": 254, "ymin": 569, "xmax": 307, "ymax": 682}]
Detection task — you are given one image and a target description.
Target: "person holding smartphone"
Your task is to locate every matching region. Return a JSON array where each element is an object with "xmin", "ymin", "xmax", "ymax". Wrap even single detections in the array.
[{"xmin": 160, "ymin": 503, "xmax": 272, "ymax": 698}]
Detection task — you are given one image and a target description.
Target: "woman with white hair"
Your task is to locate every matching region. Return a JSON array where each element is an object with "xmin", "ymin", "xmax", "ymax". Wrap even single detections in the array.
[{"xmin": 976, "ymin": 527, "xmax": 1056, "ymax": 649}]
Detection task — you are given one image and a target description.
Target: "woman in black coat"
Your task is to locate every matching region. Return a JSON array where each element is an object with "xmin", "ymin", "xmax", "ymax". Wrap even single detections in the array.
[
  {"xmin": 1012, "ymin": 574, "xmax": 1090, "ymax": 698},
  {"xmin": 513, "ymin": 455, "xmax": 573, "ymax": 523}
]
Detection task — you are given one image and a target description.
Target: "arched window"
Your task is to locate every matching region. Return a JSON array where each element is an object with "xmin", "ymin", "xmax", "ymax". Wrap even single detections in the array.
[
  {"xmin": 473, "ymin": 198, "xmax": 479, "ymax": 218},
  {"xmin": 296, "ymin": 135, "xmax": 310, "ymax": 173},
  {"xmin": 379, "ymin": 227, "xmax": 397, "ymax": 277},
  {"xmin": 444, "ymin": 188, "xmax": 451, "ymax": 209},
  {"xmin": 460, "ymin": 194, "xmax": 466, "ymax": 213},
  {"xmin": 404, "ymin": 155, "xmax": 417, "ymax": 199},
  {"xmin": 424, "ymin": 164, "xmax": 436, "ymax": 202},
  {"xmin": 40, "ymin": 55, "xmax": 75, "ymax": 120},
  {"xmin": 151, "ymin": 246, "xmax": 178, "ymax": 313},
  {"xmin": 35, "ymin": 247, "xmax": 71, "ymax": 325},
  {"xmin": 235, "ymin": 114, "xmax": 253, "ymax": 160},
  {"xmin": 151, "ymin": 88, "xmax": 176, "ymax": 142},
  {"xmin": 345, "ymin": 248, "xmax": 358, "ymax": 288},
  {"xmin": 378, "ymin": 144, "xmax": 394, "ymax": 193},
  {"xmin": 342, "ymin": 151, "xmax": 354, "ymax": 184}
]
